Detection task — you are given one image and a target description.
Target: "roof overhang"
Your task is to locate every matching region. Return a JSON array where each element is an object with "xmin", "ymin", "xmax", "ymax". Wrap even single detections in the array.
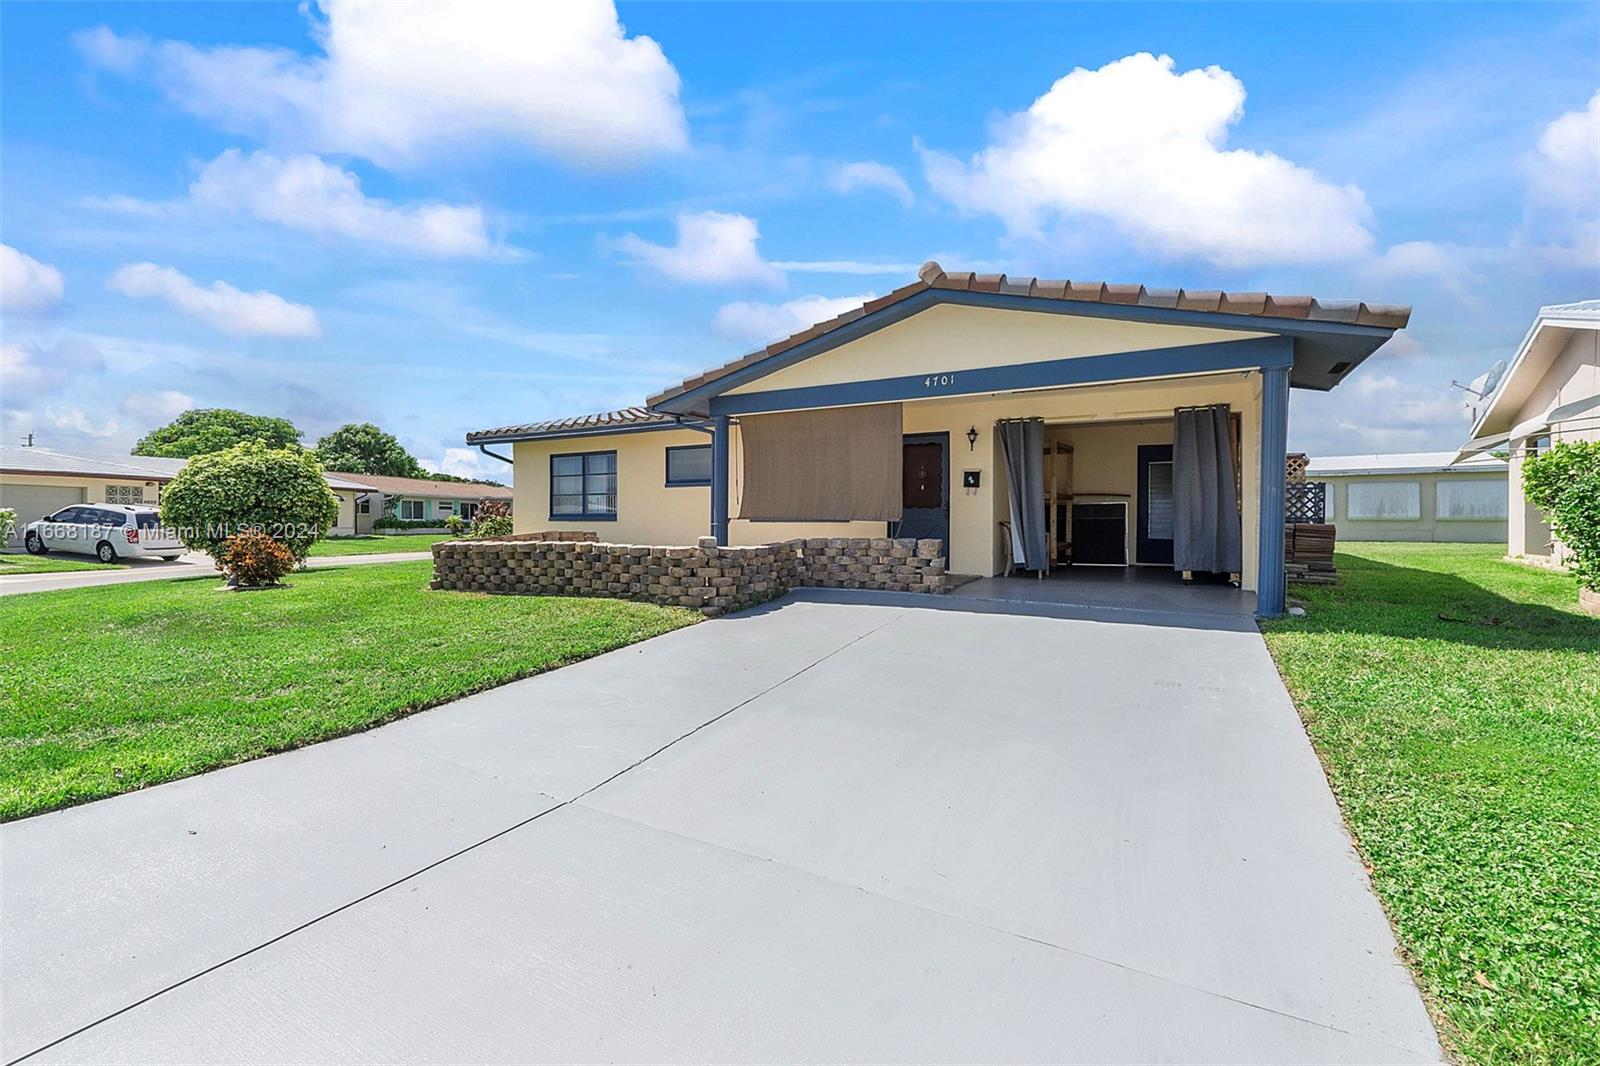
[
  {"xmin": 651, "ymin": 288, "xmax": 1402, "ymax": 417},
  {"xmin": 0, "ymin": 466, "xmax": 175, "ymax": 482},
  {"xmin": 465, "ymin": 417, "xmax": 707, "ymax": 446},
  {"xmin": 1468, "ymin": 302, "xmax": 1600, "ymax": 440}
]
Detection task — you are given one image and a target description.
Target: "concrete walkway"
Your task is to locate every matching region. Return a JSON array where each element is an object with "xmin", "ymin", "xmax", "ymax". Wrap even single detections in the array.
[
  {"xmin": 1, "ymin": 595, "xmax": 1442, "ymax": 1064},
  {"xmin": 0, "ymin": 550, "xmax": 432, "ymax": 595}
]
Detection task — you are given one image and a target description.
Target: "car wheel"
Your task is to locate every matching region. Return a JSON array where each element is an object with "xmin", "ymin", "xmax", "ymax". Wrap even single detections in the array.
[
  {"xmin": 160, "ymin": 555, "xmax": 181, "ymax": 562},
  {"xmin": 24, "ymin": 531, "xmax": 47, "ymax": 555},
  {"xmin": 95, "ymin": 540, "xmax": 118, "ymax": 564}
]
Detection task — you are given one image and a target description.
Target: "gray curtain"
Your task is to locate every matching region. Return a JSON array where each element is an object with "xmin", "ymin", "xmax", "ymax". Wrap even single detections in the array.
[
  {"xmin": 1172, "ymin": 405, "xmax": 1242, "ymax": 574},
  {"xmin": 998, "ymin": 418, "xmax": 1047, "ymax": 571}
]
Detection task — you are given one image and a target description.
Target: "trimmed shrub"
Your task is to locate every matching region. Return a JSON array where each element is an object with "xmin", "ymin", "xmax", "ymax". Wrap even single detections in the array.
[
  {"xmin": 1523, "ymin": 440, "xmax": 1600, "ymax": 591},
  {"xmin": 372, "ymin": 515, "xmax": 439, "ymax": 531},
  {"xmin": 471, "ymin": 498, "xmax": 513, "ymax": 538},
  {"xmin": 219, "ymin": 530, "xmax": 296, "ymax": 587},
  {"xmin": 160, "ymin": 441, "xmax": 339, "ymax": 563}
]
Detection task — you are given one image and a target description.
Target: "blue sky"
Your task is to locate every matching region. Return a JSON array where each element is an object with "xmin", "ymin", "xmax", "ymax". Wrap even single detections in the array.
[{"xmin": 3, "ymin": 1, "xmax": 1597, "ymax": 476}]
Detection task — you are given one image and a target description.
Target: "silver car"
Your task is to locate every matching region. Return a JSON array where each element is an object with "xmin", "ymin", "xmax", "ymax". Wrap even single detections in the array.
[{"xmin": 23, "ymin": 504, "xmax": 185, "ymax": 563}]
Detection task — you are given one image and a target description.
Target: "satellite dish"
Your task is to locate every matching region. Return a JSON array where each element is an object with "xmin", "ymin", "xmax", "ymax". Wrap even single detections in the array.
[
  {"xmin": 1480, "ymin": 359, "xmax": 1508, "ymax": 397},
  {"xmin": 1450, "ymin": 359, "xmax": 1509, "ymax": 422}
]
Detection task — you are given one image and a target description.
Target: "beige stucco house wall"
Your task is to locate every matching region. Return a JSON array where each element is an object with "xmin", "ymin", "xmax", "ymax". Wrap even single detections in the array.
[{"xmin": 1458, "ymin": 300, "xmax": 1598, "ymax": 564}]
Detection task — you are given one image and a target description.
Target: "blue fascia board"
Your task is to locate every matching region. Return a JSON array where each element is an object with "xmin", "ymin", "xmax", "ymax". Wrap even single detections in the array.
[
  {"xmin": 656, "ymin": 288, "xmax": 1391, "ymax": 415},
  {"xmin": 708, "ymin": 336, "xmax": 1293, "ymax": 418}
]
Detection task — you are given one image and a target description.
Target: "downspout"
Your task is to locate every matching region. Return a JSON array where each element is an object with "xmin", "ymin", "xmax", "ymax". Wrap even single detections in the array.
[{"xmin": 476, "ymin": 444, "xmax": 513, "ymax": 464}]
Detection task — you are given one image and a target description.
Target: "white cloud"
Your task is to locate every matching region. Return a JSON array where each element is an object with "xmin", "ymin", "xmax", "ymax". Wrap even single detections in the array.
[
  {"xmin": 1363, "ymin": 240, "xmax": 1487, "ymax": 310},
  {"xmin": 108, "ymin": 262, "xmax": 321, "ymax": 338},
  {"xmin": 1532, "ymin": 89, "xmax": 1600, "ymax": 209},
  {"xmin": 1, "ymin": 244, "xmax": 65, "ymax": 313},
  {"xmin": 612, "ymin": 211, "xmax": 784, "ymax": 286},
  {"xmin": 426, "ymin": 446, "xmax": 500, "ymax": 480},
  {"xmin": 77, "ymin": 2, "xmax": 686, "ymax": 169},
  {"xmin": 713, "ymin": 292, "xmax": 876, "ymax": 345},
  {"xmin": 45, "ymin": 405, "xmax": 119, "ymax": 438},
  {"xmin": 827, "ymin": 161, "xmax": 914, "ymax": 207},
  {"xmin": 1, "ymin": 338, "xmax": 106, "ymax": 400},
  {"xmin": 920, "ymin": 52, "xmax": 1375, "ymax": 267},
  {"xmin": 118, "ymin": 389, "xmax": 195, "ymax": 424},
  {"xmin": 190, "ymin": 149, "xmax": 497, "ymax": 258}
]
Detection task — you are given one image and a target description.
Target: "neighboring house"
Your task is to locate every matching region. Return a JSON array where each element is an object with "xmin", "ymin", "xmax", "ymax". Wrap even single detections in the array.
[
  {"xmin": 0, "ymin": 446, "xmax": 375, "ymax": 544},
  {"xmin": 467, "ymin": 262, "xmax": 1410, "ymax": 616},
  {"xmin": 323, "ymin": 472, "xmax": 513, "ymax": 534},
  {"xmin": 1457, "ymin": 299, "xmax": 1599, "ymax": 564},
  {"xmin": 1306, "ymin": 452, "xmax": 1508, "ymax": 543}
]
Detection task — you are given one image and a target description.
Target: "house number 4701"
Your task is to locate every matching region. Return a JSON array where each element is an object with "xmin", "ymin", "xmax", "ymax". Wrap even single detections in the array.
[{"xmin": 923, "ymin": 373, "xmax": 955, "ymax": 389}]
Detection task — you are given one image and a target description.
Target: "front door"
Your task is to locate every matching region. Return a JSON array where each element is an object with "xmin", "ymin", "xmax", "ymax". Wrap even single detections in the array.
[
  {"xmin": 1137, "ymin": 444, "xmax": 1175, "ymax": 565},
  {"xmin": 896, "ymin": 433, "xmax": 949, "ymax": 553}
]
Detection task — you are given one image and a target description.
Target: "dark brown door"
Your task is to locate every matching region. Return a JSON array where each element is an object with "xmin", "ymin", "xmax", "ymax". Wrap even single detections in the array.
[{"xmin": 895, "ymin": 433, "xmax": 948, "ymax": 552}]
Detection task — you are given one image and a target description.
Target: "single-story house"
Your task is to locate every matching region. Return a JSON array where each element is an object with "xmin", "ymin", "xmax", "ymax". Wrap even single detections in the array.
[
  {"xmin": 1456, "ymin": 299, "xmax": 1598, "ymax": 565},
  {"xmin": 467, "ymin": 263, "xmax": 1410, "ymax": 616},
  {"xmin": 0, "ymin": 446, "xmax": 376, "ymax": 544},
  {"xmin": 323, "ymin": 472, "xmax": 513, "ymax": 534},
  {"xmin": 1305, "ymin": 451, "xmax": 1508, "ymax": 543}
]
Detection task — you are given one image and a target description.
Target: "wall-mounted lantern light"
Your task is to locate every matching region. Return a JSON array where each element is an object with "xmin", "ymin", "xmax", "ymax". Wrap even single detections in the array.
[{"xmin": 966, "ymin": 426, "xmax": 979, "ymax": 451}]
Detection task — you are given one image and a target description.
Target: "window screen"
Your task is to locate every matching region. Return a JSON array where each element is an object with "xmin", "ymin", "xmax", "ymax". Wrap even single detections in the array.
[
  {"xmin": 551, "ymin": 452, "xmax": 617, "ymax": 518},
  {"xmin": 399, "ymin": 499, "xmax": 425, "ymax": 520},
  {"xmin": 1347, "ymin": 482, "xmax": 1420, "ymax": 520},
  {"xmin": 665, "ymin": 445, "xmax": 712, "ymax": 486},
  {"xmin": 1436, "ymin": 479, "xmax": 1507, "ymax": 520},
  {"xmin": 1146, "ymin": 461, "xmax": 1174, "ymax": 539}
]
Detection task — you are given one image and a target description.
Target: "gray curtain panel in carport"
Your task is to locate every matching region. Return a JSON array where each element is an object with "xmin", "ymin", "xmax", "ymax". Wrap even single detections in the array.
[
  {"xmin": 998, "ymin": 418, "xmax": 1047, "ymax": 571},
  {"xmin": 1172, "ymin": 404, "xmax": 1243, "ymax": 574},
  {"xmin": 737, "ymin": 403, "xmax": 904, "ymax": 521}
]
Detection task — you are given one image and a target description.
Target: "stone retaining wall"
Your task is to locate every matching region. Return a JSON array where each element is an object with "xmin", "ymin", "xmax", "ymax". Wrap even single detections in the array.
[{"xmin": 431, "ymin": 535, "xmax": 946, "ymax": 616}]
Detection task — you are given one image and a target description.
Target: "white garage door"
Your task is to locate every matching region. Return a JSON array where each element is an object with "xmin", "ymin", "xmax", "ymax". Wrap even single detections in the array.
[{"xmin": 0, "ymin": 484, "xmax": 87, "ymax": 545}]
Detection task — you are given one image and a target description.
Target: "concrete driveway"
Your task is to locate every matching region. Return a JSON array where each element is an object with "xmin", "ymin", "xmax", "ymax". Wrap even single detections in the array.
[
  {"xmin": 0, "ymin": 550, "xmax": 433, "ymax": 595},
  {"xmin": 1, "ymin": 594, "xmax": 1441, "ymax": 1064}
]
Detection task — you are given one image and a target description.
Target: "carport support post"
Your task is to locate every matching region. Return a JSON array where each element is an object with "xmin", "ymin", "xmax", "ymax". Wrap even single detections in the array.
[
  {"xmin": 711, "ymin": 414, "xmax": 730, "ymax": 545},
  {"xmin": 1257, "ymin": 362, "xmax": 1290, "ymax": 617}
]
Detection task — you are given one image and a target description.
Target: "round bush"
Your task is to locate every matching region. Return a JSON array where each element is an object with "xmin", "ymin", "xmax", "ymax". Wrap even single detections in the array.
[
  {"xmin": 160, "ymin": 442, "xmax": 339, "ymax": 562},
  {"xmin": 219, "ymin": 530, "xmax": 297, "ymax": 587},
  {"xmin": 1522, "ymin": 439, "xmax": 1600, "ymax": 592}
]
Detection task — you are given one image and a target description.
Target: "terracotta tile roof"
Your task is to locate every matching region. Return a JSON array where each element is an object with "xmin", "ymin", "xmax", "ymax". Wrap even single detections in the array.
[
  {"xmin": 465, "ymin": 406, "xmax": 679, "ymax": 444},
  {"xmin": 324, "ymin": 472, "xmax": 511, "ymax": 498},
  {"xmin": 645, "ymin": 261, "xmax": 1412, "ymax": 408}
]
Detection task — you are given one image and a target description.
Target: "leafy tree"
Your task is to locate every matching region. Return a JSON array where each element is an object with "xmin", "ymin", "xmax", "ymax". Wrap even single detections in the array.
[
  {"xmin": 160, "ymin": 441, "xmax": 339, "ymax": 564},
  {"xmin": 1522, "ymin": 440, "xmax": 1600, "ymax": 592},
  {"xmin": 314, "ymin": 423, "xmax": 429, "ymax": 478},
  {"xmin": 134, "ymin": 409, "xmax": 301, "ymax": 458}
]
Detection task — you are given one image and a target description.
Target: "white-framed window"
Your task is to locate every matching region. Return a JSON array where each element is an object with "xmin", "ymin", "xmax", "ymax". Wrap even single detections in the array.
[
  {"xmin": 1436, "ymin": 479, "xmax": 1508, "ymax": 520},
  {"xmin": 399, "ymin": 499, "xmax": 425, "ymax": 520},
  {"xmin": 358, "ymin": 497, "xmax": 370, "ymax": 515},
  {"xmin": 105, "ymin": 485, "xmax": 144, "ymax": 503},
  {"xmin": 1347, "ymin": 481, "xmax": 1420, "ymax": 520},
  {"xmin": 436, "ymin": 500, "xmax": 454, "ymax": 516}
]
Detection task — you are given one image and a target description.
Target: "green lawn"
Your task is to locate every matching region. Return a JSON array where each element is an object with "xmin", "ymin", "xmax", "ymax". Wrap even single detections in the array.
[
  {"xmin": 0, "ymin": 561, "xmax": 697, "ymax": 820},
  {"xmin": 1262, "ymin": 543, "xmax": 1599, "ymax": 1065},
  {"xmin": 308, "ymin": 533, "xmax": 453, "ymax": 556},
  {"xmin": 0, "ymin": 552, "xmax": 125, "ymax": 575}
]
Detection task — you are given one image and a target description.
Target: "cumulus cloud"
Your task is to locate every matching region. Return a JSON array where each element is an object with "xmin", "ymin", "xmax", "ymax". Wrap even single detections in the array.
[
  {"xmin": 46, "ymin": 405, "xmax": 120, "ymax": 439},
  {"xmin": 108, "ymin": 262, "xmax": 321, "ymax": 338},
  {"xmin": 191, "ymin": 149, "xmax": 497, "ymax": 258},
  {"xmin": 1, "ymin": 244, "xmax": 65, "ymax": 313},
  {"xmin": 1, "ymin": 338, "xmax": 106, "ymax": 401},
  {"xmin": 612, "ymin": 211, "xmax": 784, "ymax": 286},
  {"xmin": 920, "ymin": 53, "xmax": 1375, "ymax": 267},
  {"xmin": 827, "ymin": 161, "xmax": 914, "ymax": 207},
  {"xmin": 1363, "ymin": 240, "xmax": 1487, "ymax": 310},
  {"xmin": 118, "ymin": 389, "xmax": 195, "ymax": 424},
  {"xmin": 76, "ymin": 2, "xmax": 686, "ymax": 169},
  {"xmin": 426, "ymin": 446, "xmax": 501, "ymax": 480},
  {"xmin": 714, "ymin": 293, "xmax": 876, "ymax": 345},
  {"xmin": 1532, "ymin": 89, "xmax": 1600, "ymax": 209}
]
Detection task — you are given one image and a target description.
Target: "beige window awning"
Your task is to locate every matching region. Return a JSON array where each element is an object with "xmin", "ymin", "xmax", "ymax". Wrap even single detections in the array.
[{"xmin": 738, "ymin": 403, "xmax": 904, "ymax": 522}]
